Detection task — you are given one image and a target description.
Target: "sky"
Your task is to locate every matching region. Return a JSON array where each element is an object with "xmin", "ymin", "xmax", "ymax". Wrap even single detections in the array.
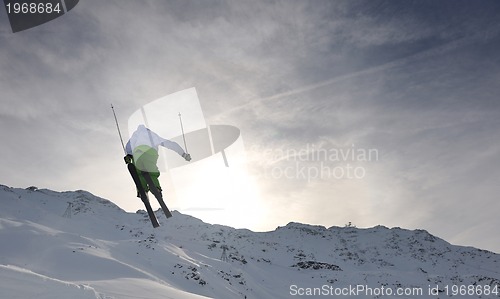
[{"xmin": 1, "ymin": 0, "xmax": 500, "ymax": 253}]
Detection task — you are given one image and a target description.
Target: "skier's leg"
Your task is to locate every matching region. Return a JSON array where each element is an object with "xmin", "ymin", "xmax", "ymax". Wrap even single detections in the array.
[
  {"xmin": 138, "ymin": 147, "xmax": 162, "ymax": 191},
  {"xmin": 142, "ymin": 171, "xmax": 172, "ymax": 218},
  {"xmin": 143, "ymin": 171, "xmax": 162, "ymax": 199},
  {"xmin": 127, "ymin": 163, "xmax": 160, "ymax": 227},
  {"xmin": 149, "ymin": 171, "xmax": 162, "ymax": 192},
  {"xmin": 137, "ymin": 171, "xmax": 149, "ymax": 195},
  {"xmin": 133, "ymin": 145, "xmax": 157, "ymax": 194}
]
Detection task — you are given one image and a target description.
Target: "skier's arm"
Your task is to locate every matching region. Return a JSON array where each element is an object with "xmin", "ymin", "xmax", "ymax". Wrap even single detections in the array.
[
  {"xmin": 125, "ymin": 140, "xmax": 133, "ymax": 155},
  {"xmin": 160, "ymin": 139, "xmax": 185, "ymax": 156}
]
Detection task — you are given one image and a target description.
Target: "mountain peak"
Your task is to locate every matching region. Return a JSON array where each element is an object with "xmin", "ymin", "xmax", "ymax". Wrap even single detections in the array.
[{"xmin": 1, "ymin": 184, "xmax": 499, "ymax": 299}]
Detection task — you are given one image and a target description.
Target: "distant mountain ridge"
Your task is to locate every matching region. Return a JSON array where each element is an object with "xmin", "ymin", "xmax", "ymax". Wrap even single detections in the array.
[{"xmin": 1, "ymin": 184, "xmax": 499, "ymax": 298}]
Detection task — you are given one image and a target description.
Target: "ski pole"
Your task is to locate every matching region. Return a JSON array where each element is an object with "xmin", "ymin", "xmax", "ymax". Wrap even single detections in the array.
[
  {"xmin": 111, "ymin": 104, "xmax": 126, "ymax": 154},
  {"xmin": 178, "ymin": 112, "xmax": 189, "ymax": 154}
]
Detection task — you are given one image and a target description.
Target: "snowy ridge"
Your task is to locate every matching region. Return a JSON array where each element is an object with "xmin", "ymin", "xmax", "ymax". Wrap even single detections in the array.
[{"xmin": 0, "ymin": 184, "xmax": 499, "ymax": 299}]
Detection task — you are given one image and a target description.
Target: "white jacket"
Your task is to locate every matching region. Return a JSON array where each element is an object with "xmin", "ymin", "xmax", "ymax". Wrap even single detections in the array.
[{"xmin": 125, "ymin": 125, "xmax": 184, "ymax": 156}]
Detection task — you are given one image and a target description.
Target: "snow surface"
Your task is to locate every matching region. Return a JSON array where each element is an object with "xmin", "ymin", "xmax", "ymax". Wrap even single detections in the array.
[{"xmin": 1, "ymin": 184, "xmax": 499, "ymax": 298}]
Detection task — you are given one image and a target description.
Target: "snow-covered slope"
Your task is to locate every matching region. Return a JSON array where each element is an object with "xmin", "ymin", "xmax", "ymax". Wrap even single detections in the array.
[{"xmin": 1, "ymin": 184, "xmax": 499, "ymax": 298}]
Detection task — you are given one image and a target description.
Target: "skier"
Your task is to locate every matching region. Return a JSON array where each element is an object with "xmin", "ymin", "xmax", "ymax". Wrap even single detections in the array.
[{"xmin": 124, "ymin": 124, "xmax": 191, "ymax": 198}]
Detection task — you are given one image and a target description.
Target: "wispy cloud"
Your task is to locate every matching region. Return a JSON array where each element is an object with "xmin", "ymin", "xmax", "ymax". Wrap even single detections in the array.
[{"xmin": 1, "ymin": 0, "xmax": 500, "ymax": 252}]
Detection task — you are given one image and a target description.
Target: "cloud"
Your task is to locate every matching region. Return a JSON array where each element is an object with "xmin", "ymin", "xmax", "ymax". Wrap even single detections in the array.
[{"xmin": 1, "ymin": 0, "xmax": 500, "ymax": 253}]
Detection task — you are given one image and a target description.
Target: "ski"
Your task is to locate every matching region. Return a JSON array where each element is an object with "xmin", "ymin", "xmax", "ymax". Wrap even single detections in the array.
[
  {"xmin": 127, "ymin": 163, "xmax": 160, "ymax": 228},
  {"xmin": 142, "ymin": 172, "xmax": 173, "ymax": 219}
]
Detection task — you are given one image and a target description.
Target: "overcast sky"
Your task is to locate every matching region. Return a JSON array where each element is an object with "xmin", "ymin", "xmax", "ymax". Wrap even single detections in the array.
[{"xmin": 1, "ymin": 0, "xmax": 499, "ymax": 253}]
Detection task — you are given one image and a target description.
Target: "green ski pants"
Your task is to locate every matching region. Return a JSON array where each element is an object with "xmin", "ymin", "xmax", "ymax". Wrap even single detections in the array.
[{"xmin": 133, "ymin": 145, "xmax": 162, "ymax": 195}]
